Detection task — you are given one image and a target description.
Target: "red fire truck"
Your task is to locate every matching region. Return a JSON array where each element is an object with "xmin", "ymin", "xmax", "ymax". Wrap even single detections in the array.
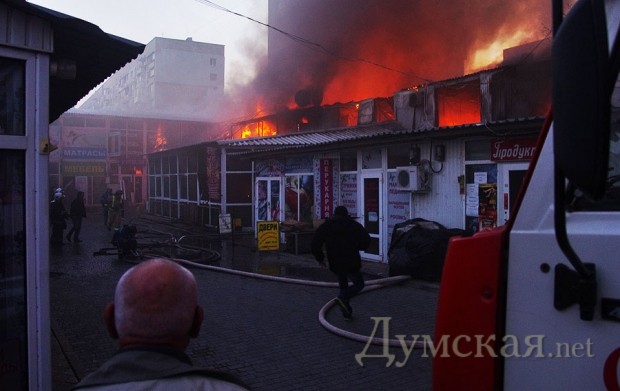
[{"xmin": 433, "ymin": 0, "xmax": 620, "ymax": 389}]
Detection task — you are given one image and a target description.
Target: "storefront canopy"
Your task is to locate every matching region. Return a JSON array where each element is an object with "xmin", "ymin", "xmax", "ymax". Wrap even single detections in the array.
[{"xmin": 7, "ymin": 0, "xmax": 145, "ymax": 122}]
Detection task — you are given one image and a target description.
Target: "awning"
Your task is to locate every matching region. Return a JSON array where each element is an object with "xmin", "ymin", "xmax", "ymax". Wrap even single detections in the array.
[{"xmin": 9, "ymin": 0, "xmax": 145, "ymax": 122}]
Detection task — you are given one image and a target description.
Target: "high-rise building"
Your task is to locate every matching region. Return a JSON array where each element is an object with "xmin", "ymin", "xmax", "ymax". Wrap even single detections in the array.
[{"xmin": 79, "ymin": 37, "xmax": 224, "ymax": 120}]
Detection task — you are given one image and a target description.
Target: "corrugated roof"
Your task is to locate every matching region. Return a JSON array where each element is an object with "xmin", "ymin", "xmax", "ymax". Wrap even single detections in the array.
[
  {"xmin": 218, "ymin": 117, "xmax": 544, "ymax": 156},
  {"xmin": 7, "ymin": 0, "xmax": 145, "ymax": 122},
  {"xmin": 218, "ymin": 122, "xmax": 405, "ymax": 148}
]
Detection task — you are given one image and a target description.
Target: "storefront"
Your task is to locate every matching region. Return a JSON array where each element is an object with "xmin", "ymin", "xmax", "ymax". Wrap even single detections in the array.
[
  {"xmin": 0, "ymin": 3, "xmax": 143, "ymax": 389},
  {"xmin": 217, "ymin": 121, "xmax": 542, "ymax": 263}
]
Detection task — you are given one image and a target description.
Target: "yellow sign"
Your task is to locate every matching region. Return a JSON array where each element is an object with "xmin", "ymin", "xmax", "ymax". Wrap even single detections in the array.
[{"xmin": 257, "ymin": 221, "xmax": 280, "ymax": 251}]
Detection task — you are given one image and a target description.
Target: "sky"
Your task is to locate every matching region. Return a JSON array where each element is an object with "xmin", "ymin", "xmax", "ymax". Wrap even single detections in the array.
[{"xmin": 28, "ymin": 0, "xmax": 268, "ymax": 87}]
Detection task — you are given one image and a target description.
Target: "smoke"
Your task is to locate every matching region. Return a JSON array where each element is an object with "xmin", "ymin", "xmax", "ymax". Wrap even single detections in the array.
[{"xmin": 217, "ymin": 0, "xmax": 553, "ymax": 122}]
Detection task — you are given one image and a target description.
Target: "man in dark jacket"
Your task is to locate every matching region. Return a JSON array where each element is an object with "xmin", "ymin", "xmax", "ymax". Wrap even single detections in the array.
[
  {"xmin": 73, "ymin": 258, "xmax": 249, "ymax": 390},
  {"xmin": 49, "ymin": 188, "xmax": 69, "ymax": 247},
  {"xmin": 311, "ymin": 206, "xmax": 371, "ymax": 320},
  {"xmin": 66, "ymin": 191, "xmax": 86, "ymax": 243}
]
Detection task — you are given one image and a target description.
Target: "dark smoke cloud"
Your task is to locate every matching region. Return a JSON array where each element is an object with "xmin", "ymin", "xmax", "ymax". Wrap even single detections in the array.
[{"xmin": 220, "ymin": 0, "xmax": 553, "ymax": 121}]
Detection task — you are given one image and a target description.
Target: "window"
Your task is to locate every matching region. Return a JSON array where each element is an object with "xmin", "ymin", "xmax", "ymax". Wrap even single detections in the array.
[
  {"xmin": 570, "ymin": 74, "xmax": 620, "ymax": 211},
  {"xmin": 284, "ymin": 175, "xmax": 314, "ymax": 223},
  {"xmin": 210, "ymin": 58, "xmax": 217, "ymax": 66},
  {"xmin": 465, "ymin": 140, "xmax": 490, "ymax": 161},
  {"xmin": 108, "ymin": 132, "xmax": 121, "ymax": 156},
  {"xmin": 226, "ymin": 173, "xmax": 252, "ymax": 203},
  {"xmin": 210, "ymin": 73, "xmax": 217, "ymax": 82},
  {"xmin": 387, "ymin": 145, "xmax": 411, "ymax": 168},
  {"xmin": 436, "ymin": 82, "xmax": 481, "ymax": 127},
  {"xmin": 0, "ymin": 58, "xmax": 25, "ymax": 135},
  {"xmin": 340, "ymin": 151, "xmax": 357, "ymax": 171},
  {"xmin": 0, "ymin": 150, "xmax": 27, "ymax": 387}
]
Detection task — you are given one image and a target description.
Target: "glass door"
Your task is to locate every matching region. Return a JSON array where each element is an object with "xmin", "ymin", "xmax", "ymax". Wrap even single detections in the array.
[
  {"xmin": 0, "ymin": 49, "xmax": 50, "ymax": 389},
  {"xmin": 360, "ymin": 173, "xmax": 383, "ymax": 261},
  {"xmin": 255, "ymin": 177, "xmax": 282, "ymax": 223}
]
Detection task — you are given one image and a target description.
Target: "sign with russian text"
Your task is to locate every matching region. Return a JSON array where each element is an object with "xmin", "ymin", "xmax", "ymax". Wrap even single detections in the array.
[
  {"xmin": 62, "ymin": 161, "xmax": 106, "ymax": 177},
  {"xmin": 219, "ymin": 213, "xmax": 232, "ymax": 234},
  {"xmin": 320, "ymin": 159, "xmax": 333, "ymax": 218},
  {"xmin": 63, "ymin": 147, "xmax": 107, "ymax": 160},
  {"xmin": 491, "ymin": 138, "xmax": 537, "ymax": 161},
  {"xmin": 257, "ymin": 221, "xmax": 280, "ymax": 251}
]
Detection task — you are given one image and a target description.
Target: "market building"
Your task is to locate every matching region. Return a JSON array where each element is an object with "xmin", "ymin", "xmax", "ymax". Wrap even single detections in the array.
[
  {"xmin": 146, "ymin": 39, "xmax": 550, "ymax": 263},
  {"xmin": 47, "ymin": 36, "xmax": 225, "ymax": 207}
]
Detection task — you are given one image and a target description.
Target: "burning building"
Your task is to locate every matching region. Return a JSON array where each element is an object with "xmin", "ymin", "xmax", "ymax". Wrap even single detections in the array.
[{"xmin": 145, "ymin": 1, "xmax": 556, "ymax": 262}]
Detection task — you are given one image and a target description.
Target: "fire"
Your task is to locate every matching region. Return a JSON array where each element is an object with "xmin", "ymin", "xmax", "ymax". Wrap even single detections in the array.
[
  {"xmin": 236, "ymin": 120, "xmax": 278, "ymax": 139},
  {"xmin": 465, "ymin": 29, "xmax": 541, "ymax": 74},
  {"xmin": 235, "ymin": 100, "xmax": 278, "ymax": 139},
  {"xmin": 153, "ymin": 125, "xmax": 168, "ymax": 151}
]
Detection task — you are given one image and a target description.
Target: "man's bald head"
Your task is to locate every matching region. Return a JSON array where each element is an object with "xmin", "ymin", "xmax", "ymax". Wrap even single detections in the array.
[{"xmin": 108, "ymin": 258, "xmax": 202, "ymax": 348}]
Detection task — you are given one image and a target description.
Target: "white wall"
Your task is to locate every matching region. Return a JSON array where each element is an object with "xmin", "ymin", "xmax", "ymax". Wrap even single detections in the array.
[{"xmin": 411, "ymin": 139, "xmax": 465, "ymax": 229}]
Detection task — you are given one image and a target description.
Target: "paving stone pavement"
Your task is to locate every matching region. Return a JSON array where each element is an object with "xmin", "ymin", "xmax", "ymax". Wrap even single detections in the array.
[{"xmin": 51, "ymin": 211, "xmax": 437, "ymax": 390}]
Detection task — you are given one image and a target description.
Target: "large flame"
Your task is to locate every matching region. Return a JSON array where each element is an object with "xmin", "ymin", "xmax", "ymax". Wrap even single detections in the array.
[
  {"xmin": 464, "ymin": 28, "xmax": 541, "ymax": 74},
  {"xmin": 233, "ymin": 100, "xmax": 278, "ymax": 139}
]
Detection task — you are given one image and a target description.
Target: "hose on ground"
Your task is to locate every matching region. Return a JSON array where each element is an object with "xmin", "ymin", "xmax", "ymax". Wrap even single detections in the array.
[{"xmin": 163, "ymin": 256, "xmax": 426, "ymax": 349}]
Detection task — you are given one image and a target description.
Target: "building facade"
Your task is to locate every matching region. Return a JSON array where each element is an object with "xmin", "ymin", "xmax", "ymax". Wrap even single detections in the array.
[
  {"xmin": 146, "ymin": 49, "xmax": 549, "ymax": 263},
  {"xmin": 0, "ymin": 1, "xmax": 143, "ymax": 389},
  {"xmin": 79, "ymin": 37, "xmax": 225, "ymax": 121},
  {"xmin": 48, "ymin": 112, "xmax": 217, "ymax": 210}
]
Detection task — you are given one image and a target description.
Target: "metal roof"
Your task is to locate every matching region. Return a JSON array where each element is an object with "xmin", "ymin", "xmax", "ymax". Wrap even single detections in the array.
[
  {"xmin": 218, "ymin": 117, "xmax": 545, "ymax": 156},
  {"xmin": 7, "ymin": 0, "xmax": 145, "ymax": 122},
  {"xmin": 218, "ymin": 122, "xmax": 406, "ymax": 148}
]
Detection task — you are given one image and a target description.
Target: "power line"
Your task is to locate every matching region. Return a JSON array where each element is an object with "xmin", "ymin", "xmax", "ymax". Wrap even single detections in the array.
[{"xmin": 193, "ymin": 0, "xmax": 433, "ymax": 84}]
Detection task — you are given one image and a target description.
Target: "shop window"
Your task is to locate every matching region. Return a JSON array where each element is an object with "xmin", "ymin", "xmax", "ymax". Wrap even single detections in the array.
[
  {"xmin": 226, "ymin": 173, "xmax": 252, "ymax": 203},
  {"xmin": 155, "ymin": 177, "xmax": 162, "ymax": 197},
  {"xmin": 387, "ymin": 145, "xmax": 411, "ymax": 168},
  {"xmin": 163, "ymin": 176, "xmax": 170, "ymax": 197},
  {"xmin": 340, "ymin": 151, "xmax": 357, "ymax": 171},
  {"xmin": 179, "ymin": 155, "xmax": 188, "ymax": 173},
  {"xmin": 108, "ymin": 133, "xmax": 121, "ymax": 156},
  {"xmin": 0, "ymin": 150, "xmax": 27, "ymax": 386},
  {"xmin": 179, "ymin": 175, "xmax": 188, "ymax": 199},
  {"xmin": 188, "ymin": 154, "xmax": 198, "ymax": 172},
  {"xmin": 171, "ymin": 175, "xmax": 178, "ymax": 198},
  {"xmin": 188, "ymin": 174, "xmax": 197, "ymax": 201},
  {"xmin": 285, "ymin": 175, "xmax": 314, "ymax": 223},
  {"xmin": 162, "ymin": 157, "xmax": 170, "ymax": 174},
  {"xmin": 0, "ymin": 58, "xmax": 25, "ymax": 135},
  {"xmin": 436, "ymin": 82, "xmax": 481, "ymax": 127},
  {"xmin": 361, "ymin": 149, "xmax": 382, "ymax": 169},
  {"xmin": 149, "ymin": 176, "xmax": 156, "ymax": 197},
  {"xmin": 227, "ymin": 155, "xmax": 252, "ymax": 171},
  {"xmin": 465, "ymin": 140, "xmax": 491, "ymax": 161}
]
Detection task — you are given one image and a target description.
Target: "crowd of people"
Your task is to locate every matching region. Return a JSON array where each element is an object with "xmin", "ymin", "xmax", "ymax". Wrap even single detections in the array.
[{"xmin": 49, "ymin": 187, "xmax": 126, "ymax": 247}]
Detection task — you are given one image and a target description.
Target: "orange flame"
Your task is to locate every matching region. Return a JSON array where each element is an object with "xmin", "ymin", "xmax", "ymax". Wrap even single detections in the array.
[
  {"xmin": 153, "ymin": 125, "xmax": 168, "ymax": 151},
  {"xmin": 465, "ymin": 28, "xmax": 542, "ymax": 74}
]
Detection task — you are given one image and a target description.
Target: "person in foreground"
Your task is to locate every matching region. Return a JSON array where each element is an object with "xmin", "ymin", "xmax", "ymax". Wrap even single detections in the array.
[
  {"xmin": 311, "ymin": 206, "xmax": 371, "ymax": 320},
  {"xmin": 73, "ymin": 258, "xmax": 249, "ymax": 390}
]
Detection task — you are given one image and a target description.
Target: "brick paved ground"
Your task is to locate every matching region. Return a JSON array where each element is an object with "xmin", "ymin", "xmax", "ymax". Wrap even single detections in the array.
[{"xmin": 51, "ymin": 211, "xmax": 437, "ymax": 390}]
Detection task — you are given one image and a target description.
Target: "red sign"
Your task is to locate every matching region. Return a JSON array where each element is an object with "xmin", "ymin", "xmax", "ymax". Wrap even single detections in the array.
[
  {"xmin": 320, "ymin": 159, "xmax": 333, "ymax": 218},
  {"xmin": 491, "ymin": 138, "xmax": 538, "ymax": 161}
]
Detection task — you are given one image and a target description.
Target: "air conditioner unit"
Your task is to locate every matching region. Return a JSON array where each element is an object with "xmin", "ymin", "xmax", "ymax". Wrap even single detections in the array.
[{"xmin": 396, "ymin": 166, "xmax": 431, "ymax": 192}]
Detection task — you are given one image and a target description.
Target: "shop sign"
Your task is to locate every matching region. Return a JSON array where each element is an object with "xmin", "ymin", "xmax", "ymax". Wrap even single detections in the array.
[
  {"xmin": 491, "ymin": 138, "xmax": 537, "ymax": 161},
  {"xmin": 62, "ymin": 161, "xmax": 106, "ymax": 177},
  {"xmin": 63, "ymin": 147, "xmax": 106, "ymax": 160},
  {"xmin": 320, "ymin": 159, "xmax": 333, "ymax": 218},
  {"xmin": 257, "ymin": 221, "xmax": 280, "ymax": 251}
]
